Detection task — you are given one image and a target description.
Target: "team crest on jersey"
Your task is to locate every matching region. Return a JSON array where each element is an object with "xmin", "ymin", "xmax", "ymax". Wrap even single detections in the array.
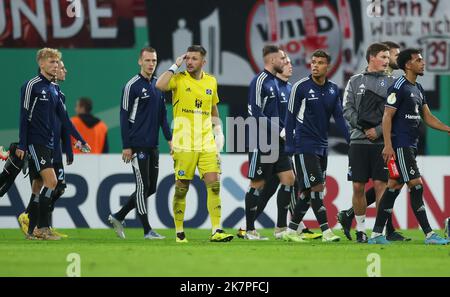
[
  {"xmin": 387, "ymin": 93, "xmax": 396, "ymax": 104},
  {"xmin": 206, "ymin": 89, "xmax": 212, "ymax": 95},
  {"xmin": 40, "ymin": 157, "xmax": 46, "ymax": 165},
  {"xmin": 309, "ymin": 175, "xmax": 316, "ymax": 182},
  {"xmin": 257, "ymin": 167, "xmax": 262, "ymax": 175},
  {"xmin": 178, "ymin": 170, "xmax": 185, "ymax": 176},
  {"xmin": 329, "ymin": 88, "xmax": 335, "ymax": 95},
  {"xmin": 195, "ymin": 98, "xmax": 202, "ymax": 108},
  {"xmin": 380, "ymin": 79, "xmax": 386, "ymax": 87},
  {"xmin": 138, "ymin": 152, "xmax": 146, "ymax": 160}
]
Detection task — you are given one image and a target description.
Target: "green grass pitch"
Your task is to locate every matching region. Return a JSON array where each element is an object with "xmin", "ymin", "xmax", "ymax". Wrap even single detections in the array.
[{"xmin": 1, "ymin": 228, "xmax": 449, "ymax": 277}]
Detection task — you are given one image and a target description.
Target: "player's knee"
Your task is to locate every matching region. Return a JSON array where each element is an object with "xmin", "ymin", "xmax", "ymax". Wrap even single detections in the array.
[
  {"xmin": 250, "ymin": 179, "xmax": 265, "ymax": 190},
  {"xmin": 174, "ymin": 185, "xmax": 188, "ymax": 200},
  {"xmin": 407, "ymin": 178, "xmax": 422, "ymax": 189},
  {"xmin": 278, "ymin": 170, "xmax": 295, "ymax": 185},
  {"xmin": 31, "ymin": 179, "xmax": 43, "ymax": 193},
  {"xmin": 311, "ymin": 184, "xmax": 324, "ymax": 192},
  {"xmin": 48, "ymin": 179, "xmax": 58, "ymax": 189},
  {"xmin": 387, "ymin": 179, "xmax": 403, "ymax": 189},
  {"xmin": 207, "ymin": 181, "xmax": 220, "ymax": 195},
  {"xmin": 352, "ymin": 183, "xmax": 365, "ymax": 196}
]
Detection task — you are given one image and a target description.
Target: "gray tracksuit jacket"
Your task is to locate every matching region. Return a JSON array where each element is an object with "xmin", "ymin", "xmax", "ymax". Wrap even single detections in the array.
[{"xmin": 343, "ymin": 70, "xmax": 395, "ymax": 145}]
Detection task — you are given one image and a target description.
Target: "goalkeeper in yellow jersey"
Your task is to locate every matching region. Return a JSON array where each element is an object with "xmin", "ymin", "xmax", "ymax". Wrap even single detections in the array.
[{"xmin": 156, "ymin": 45, "xmax": 233, "ymax": 243}]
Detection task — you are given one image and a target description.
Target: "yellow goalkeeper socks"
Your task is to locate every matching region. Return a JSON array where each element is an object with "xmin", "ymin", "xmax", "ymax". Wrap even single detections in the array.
[
  {"xmin": 173, "ymin": 185, "xmax": 188, "ymax": 233},
  {"xmin": 206, "ymin": 181, "xmax": 222, "ymax": 233}
]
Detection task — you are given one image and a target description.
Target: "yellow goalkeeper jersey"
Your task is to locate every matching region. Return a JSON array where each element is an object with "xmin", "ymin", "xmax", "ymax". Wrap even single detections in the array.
[{"xmin": 168, "ymin": 71, "xmax": 219, "ymax": 152}]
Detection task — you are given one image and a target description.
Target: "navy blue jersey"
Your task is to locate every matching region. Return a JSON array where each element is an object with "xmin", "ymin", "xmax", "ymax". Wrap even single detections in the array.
[
  {"xmin": 53, "ymin": 84, "xmax": 74, "ymax": 163},
  {"xmin": 18, "ymin": 74, "xmax": 85, "ymax": 152},
  {"xmin": 275, "ymin": 77, "xmax": 292, "ymax": 129},
  {"xmin": 285, "ymin": 75, "xmax": 350, "ymax": 156},
  {"xmin": 120, "ymin": 74, "xmax": 172, "ymax": 149},
  {"xmin": 247, "ymin": 69, "xmax": 283, "ymax": 149},
  {"xmin": 385, "ymin": 76, "xmax": 427, "ymax": 149}
]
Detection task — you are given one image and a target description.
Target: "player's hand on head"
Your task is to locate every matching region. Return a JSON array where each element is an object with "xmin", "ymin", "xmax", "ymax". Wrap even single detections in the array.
[
  {"xmin": 175, "ymin": 54, "xmax": 186, "ymax": 67},
  {"xmin": 122, "ymin": 148, "xmax": 132, "ymax": 163}
]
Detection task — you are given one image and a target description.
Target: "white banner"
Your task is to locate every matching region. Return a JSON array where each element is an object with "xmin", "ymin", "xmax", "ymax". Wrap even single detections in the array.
[
  {"xmin": 360, "ymin": 0, "xmax": 450, "ymax": 88},
  {"xmin": 1, "ymin": 155, "xmax": 449, "ymax": 230}
]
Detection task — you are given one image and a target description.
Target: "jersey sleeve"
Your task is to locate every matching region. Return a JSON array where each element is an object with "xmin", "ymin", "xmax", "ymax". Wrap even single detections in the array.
[
  {"xmin": 342, "ymin": 78, "xmax": 360, "ymax": 129},
  {"xmin": 417, "ymin": 83, "xmax": 428, "ymax": 106},
  {"xmin": 284, "ymin": 82, "xmax": 302, "ymax": 152},
  {"xmin": 120, "ymin": 83, "xmax": 136, "ymax": 149},
  {"xmin": 168, "ymin": 74, "xmax": 177, "ymax": 91},
  {"xmin": 385, "ymin": 84, "xmax": 403, "ymax": 110},
  {"xmin": 18, "ymin": 83, "xmax": 31, "ymax": 151},
  {"xmin": 333, "ymin": 91, "xmax": 350, "ymax": 144},
  {"xmin": 248, "ymin": 76, "xmax": 281, "ymax": 133},
  {"xmin": 56, "ymin": 98, "xmax": 85, "ymax": 144},
  {"xmin": 212, "ymin": 78, "xmax": 219, "ymax": 105},
  {"xmin": 159, "ymin": 93, "xmax": 172, "ymax": 141}
]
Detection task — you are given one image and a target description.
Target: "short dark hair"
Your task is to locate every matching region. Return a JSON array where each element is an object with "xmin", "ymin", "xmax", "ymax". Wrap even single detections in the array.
[
  {"xmin": 187, "ymin": 45, "xmax": 207, "ymax": 57},
  {"xmin": 365, "ymin": 43, "xmax": 390, "ymax": 63},
  {"xmin": 140, "ymin": 47, "xmax": 156, "ymax": 58},
  {"xmin": 311, "ymin": 49, "xmax": 331, "ymax": 64},
  {"xmin": 382, "ymin": 41, "xmax": 400, "ymax": 50},
  {"xmin": 397, "ymin": 48, "xmax": 422, "ymax": 71},
  {"xmin": 78, "ymin": 97, "xmax": 93, "ymax": 114},
  {"xmin": 262, "ymin": 44, "xmax": 280, "ymax": 57}
]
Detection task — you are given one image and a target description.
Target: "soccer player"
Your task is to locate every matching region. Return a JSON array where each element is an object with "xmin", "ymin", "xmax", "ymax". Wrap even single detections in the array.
[
  {"xmin": 109, "ymin": 47, "xmax": 172, "ymax": 240},
  {"xmin": 18, "ymin": 60, "xmax": 74, "ymax": 239},
  {"xmin": 156, "ymin": 45, "xmax": 233, "ymax": 243},
  {"xmin": 340, "ymin": 43, "xmax": 398, "ymax": 243},
  {"xmin": 337, "ymin": 42, "xmax": 409, "ymax": 242},
  {"xmin": 241, "ymin": 53, "xmax": 321, "ymax": 240},
  {"xmin": 17, "ymin": 48, "xmax": 89, "ymax": 240},
  {"xmin": 282, "ymin": 50, "xmax": 349, "ymax": 242},
  {"xmin": 243, "ymin": 45, "xmax": 296, "ymax": 240},
  {"xmin": 369, "ymin": 48, "xmax": 450, "ymax": 245}
]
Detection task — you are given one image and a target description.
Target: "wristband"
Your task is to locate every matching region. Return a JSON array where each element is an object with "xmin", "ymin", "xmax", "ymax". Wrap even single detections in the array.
[{"xmin": 168, "ymin": 64, "xmax": 179, "ymax": 73}]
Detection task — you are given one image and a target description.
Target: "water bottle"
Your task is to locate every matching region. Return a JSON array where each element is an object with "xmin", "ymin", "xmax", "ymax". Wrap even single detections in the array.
[{"xmin": 387, "ymin": 156, "xmax": 400, "ymax": 179}]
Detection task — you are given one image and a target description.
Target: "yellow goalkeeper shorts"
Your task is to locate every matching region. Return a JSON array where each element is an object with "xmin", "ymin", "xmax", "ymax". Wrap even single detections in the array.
[{"xmin": 173, "ymin": 151, "xmax": 221, "ymax": 180}]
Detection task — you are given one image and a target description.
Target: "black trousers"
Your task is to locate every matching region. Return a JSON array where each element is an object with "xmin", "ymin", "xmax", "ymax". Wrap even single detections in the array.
[{"xmin": 131, "ymin": 147, "xmax": 159, "ymax": 215}]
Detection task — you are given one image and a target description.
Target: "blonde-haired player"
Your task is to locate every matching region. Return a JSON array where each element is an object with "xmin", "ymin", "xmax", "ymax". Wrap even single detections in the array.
[{"xmin": 17, "ymin": 48, "xmax": 90, "ymax": 240}]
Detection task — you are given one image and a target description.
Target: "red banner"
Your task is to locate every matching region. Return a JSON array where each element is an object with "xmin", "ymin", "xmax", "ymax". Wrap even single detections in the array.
[{"xmin": 0, "ymin": 0, "xmax": 134, "ymax": 48}]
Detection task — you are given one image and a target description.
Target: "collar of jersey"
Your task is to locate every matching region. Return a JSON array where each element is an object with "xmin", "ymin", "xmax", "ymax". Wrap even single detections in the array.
[
  {"xmin": 138, "ymin": 73, "xmax": 155, "ymax": 82},
  {"xmin": 183, "ymin": 70, "xmax": 205, "ymax": 81},
  {"xmin": 38, "ymin": 73, "xmax": 52, "ymax": 84},
  {"xmin": 308, "ymin": 74, "xmax": 329, "ymax": 88}
]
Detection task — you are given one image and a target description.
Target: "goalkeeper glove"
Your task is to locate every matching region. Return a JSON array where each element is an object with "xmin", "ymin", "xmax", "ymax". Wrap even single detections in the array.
[{"xmin": 213, "ymin": 125, "xmax": 224, "ymax": 152}]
